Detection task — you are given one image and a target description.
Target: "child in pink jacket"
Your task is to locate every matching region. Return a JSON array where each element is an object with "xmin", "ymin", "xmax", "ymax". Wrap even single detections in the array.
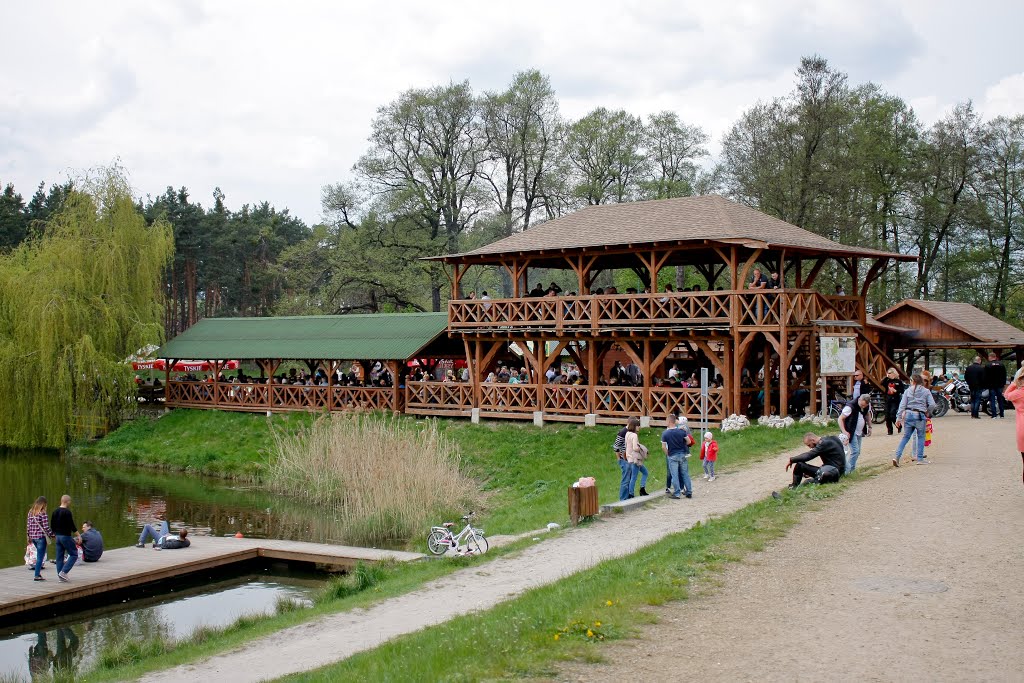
[{"xmin": 700, "ymin": 431, "xmax": 719, "ymax": 482}]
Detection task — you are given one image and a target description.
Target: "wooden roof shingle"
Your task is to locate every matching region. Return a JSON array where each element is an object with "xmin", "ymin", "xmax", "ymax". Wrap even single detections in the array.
[{"xmin": 437, "ymin": 195, "xmax": 913, "ymax": 262}]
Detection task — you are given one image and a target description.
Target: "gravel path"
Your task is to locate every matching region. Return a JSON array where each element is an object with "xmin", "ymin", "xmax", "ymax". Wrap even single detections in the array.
[
  {"xmin": 140, "ymin": 422, "xmax": 939, "ymax": 683},
  {"xmin": 558, "ymin": 413, "xmax": 1024, "ymax": 682}
]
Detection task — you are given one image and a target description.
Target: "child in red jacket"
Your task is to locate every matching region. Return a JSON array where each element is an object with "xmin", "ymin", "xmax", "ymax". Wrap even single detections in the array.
[{"xmin": 700, "ymin": 431, "xmax": 718, "ymax": 481}]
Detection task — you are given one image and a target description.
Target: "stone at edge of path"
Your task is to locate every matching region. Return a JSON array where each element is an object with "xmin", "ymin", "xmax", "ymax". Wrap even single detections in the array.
[
  {"xmin": 600, "ymin": 488, "xmax": 667, "ymax": 513},
  {"xmin": 557, "ymin": 414, "xmax": 1024, "ymax": 683},
  {"xmin": 137, "ymin": 423, "xmax": 929, "ymax": 683}
]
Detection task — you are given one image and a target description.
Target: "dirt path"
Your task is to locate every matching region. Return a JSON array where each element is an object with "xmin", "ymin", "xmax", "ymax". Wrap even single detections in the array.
[
  {"xmin": 140, "ymin": 421, "xmax": 966, "ymax": 683},
  {"xmin": 559, "ymin": 414, "xmax": 1024, "ymax": 682}
]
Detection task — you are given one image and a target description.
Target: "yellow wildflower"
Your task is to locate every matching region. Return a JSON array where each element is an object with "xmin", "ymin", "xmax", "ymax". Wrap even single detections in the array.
[
  {"xmin": 586, "ymin": 629, "xmax": 594, "ymax": 638},
  {"xmin": 553, "ymin": 634, "xmax": 559, "ymax": 641},
  {"xmin": 605, "ymin": 600, "xmax": 613, "ymax": 606},
  {"xmin": 594, "ymin": 621, "xmax": 602, "ymax": 627}
]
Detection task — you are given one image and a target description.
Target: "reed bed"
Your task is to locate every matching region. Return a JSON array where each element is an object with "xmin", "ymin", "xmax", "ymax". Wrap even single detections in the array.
[{"xmin": 268, "ymin": 413, "xmax": 480, "ymax": 545}]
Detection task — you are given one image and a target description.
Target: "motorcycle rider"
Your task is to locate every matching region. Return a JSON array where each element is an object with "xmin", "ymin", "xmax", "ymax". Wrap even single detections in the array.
[
  {"xmin": 965, "ymin": 356, "xmax": 985, "ymax": 419},
  {"xmin": 985, "ymin": 352, "xmax": 1007, "ymax": 419}
]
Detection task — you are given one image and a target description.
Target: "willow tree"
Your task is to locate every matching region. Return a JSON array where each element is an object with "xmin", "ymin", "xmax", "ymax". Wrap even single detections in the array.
[{"xmin": 0, "ymin": 169, "xmax": 174, "ymax": 448}]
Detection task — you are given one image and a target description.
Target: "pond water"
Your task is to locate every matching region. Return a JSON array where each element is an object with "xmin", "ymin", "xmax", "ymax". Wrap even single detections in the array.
[
  {"xmin": 0, "ymin": 568, "xmax": 321, "ymax": 680},
  {"xmin": 0, "ymin": 448, "xmax": 365, "ymax": 680},
  {"xmin": 0, "ymin": 447, "xmax": 374, "ymax": 569}
]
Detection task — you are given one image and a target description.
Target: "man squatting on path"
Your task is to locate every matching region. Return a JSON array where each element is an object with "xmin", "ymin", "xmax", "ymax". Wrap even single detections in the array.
[{"xmin": 786, "ymin": 433, "xmax": 846, "ymax": 488}]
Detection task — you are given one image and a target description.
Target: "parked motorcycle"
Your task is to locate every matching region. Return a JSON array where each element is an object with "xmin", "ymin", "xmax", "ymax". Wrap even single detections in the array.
[{"xmin": 942, "ymin": 378, "xmax": 972, "ymax": 413}]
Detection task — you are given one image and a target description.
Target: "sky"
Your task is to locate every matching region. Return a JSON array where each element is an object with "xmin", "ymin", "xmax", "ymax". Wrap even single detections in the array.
[{"xmin": 2, "ymin": 0, "xmax": 1023, "ymax": 225}]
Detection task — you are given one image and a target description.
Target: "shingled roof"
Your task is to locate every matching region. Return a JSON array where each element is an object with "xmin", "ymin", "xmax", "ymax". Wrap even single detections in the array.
[
  {"xmin": 876, "ymin": 300, "xmax": 1024, "ymax": 346},
  {"xmin": 436, "ymin": 195, "xmax": 913, "ymax": 262}
]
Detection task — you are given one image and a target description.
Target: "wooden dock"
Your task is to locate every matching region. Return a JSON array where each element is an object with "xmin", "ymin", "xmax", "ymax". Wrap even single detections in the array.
[{"xmin": 0, "ymin": 537, "xmax": 424, "ymax": 621}]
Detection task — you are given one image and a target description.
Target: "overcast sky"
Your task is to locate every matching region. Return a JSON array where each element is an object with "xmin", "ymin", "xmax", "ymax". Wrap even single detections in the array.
[{"xmin": 2, "ymin": 0, "xmax": 1022, "ymax": 225}]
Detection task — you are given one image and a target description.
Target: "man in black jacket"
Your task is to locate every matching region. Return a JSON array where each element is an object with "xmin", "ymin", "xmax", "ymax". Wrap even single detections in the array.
[
  {"xmin": 50, "ymin": 495, "xmax": 78, "ymax": 582},
  {"xmin": 984, "ymin": 352, "xmax": 1007, "ymax": 418},
  {"xmin": 964, "ymin": 356, "xmax": 985, "ymax": 419},
  {"xmin": 786, "ymin": 433, "xmax": 846, "ymax": 488}
]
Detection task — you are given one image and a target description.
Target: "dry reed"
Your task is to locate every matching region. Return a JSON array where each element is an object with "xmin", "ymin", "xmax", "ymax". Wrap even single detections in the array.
[{"xmin": 267, "ymin": 413, "xmax": 480, "ymax": 544}]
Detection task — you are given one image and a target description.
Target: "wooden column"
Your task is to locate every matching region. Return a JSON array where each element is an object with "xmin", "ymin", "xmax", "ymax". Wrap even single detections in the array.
[
  {"xmin": 387, "ymin": 360, "xmax": 401, "ymax": 413},
  {"xmin": 642, "ymin": 340, "xmax": 652, "ymax": 414},
  {"xmin": 762, "ymin": 340, "xmax": 772, "ymax": 416},
  {"xmin": 809, "ymin": 330, "xmax": 818, "ymax": 415},
  {"xmin": 587, "ymin": 339, "xmax": 597, "ymax": 414}
]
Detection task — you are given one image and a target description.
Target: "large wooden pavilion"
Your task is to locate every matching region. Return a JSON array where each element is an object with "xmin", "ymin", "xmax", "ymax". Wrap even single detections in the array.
[
  {"xmin": 425, "ymin": 195, "xmax": 915, "ymax": 423},
  {"xmin": 158, "ymin": 196, "xmax": 927, "ymax": 425}
]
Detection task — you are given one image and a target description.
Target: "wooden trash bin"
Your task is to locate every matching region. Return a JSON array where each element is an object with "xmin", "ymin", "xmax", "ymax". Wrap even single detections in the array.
[{"xmin": 568, "ymin": 484, "xmax": 599, "ymax": 526}]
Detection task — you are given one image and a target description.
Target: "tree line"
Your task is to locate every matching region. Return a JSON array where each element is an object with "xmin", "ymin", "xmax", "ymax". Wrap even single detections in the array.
[{"xmin": 3, "ymin": 55, "xmax": 1021, "ymax": 330}]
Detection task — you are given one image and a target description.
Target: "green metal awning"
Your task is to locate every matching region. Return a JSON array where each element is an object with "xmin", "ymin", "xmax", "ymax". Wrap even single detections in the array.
[{"xmin": 157, "ymin": 312, "xmax": 450, "ymax": 361}]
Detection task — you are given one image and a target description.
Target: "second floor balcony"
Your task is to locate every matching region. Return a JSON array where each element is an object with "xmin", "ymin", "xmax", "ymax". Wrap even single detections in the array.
[{"xmin": 448, "ymin": 289, "xmax": 865, "ymax": 335}]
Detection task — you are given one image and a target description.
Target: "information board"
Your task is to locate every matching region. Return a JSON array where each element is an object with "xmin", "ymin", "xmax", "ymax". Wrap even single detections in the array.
[{"xmin": 819, "ymin": 335, "xmax": 857, "ymax": 375}]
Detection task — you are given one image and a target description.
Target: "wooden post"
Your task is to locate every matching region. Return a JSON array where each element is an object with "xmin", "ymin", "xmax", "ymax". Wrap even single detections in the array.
[
  {"xmin": 809, "ymin": 331, "xmax": 818, "ymax": 415},
  {"xmin": 642, "ymin": 340, "xmax": 652, "ymax": 415},
  {"xmin": 762, "ymin": 340, "xmax": 772, "ymax": 416},
  {"xmin": 587, "ymin": 339, "xmax": 597, "ymax": 414},
  {"xmin": 388, "ymin": 360, "xmax": 401, "ymax": 413}
]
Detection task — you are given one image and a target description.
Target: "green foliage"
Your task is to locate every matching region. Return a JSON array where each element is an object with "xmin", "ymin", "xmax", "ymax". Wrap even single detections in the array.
[
  {"xmin": 316, "ymin": 562, "xmax": 391, "ymax": 604},
  {"xmin": 98, "ymin": 633, "xmax": 170, "ymax": 670},
  {"xmin": 0, "ymin": 167, "xmax": 173, "ymax": 448}
]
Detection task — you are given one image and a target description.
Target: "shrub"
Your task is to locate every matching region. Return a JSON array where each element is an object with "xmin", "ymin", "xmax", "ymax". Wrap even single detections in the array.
[{"xmin": 268, "ymin": 414, "xmax": 481, "ymax": 544}]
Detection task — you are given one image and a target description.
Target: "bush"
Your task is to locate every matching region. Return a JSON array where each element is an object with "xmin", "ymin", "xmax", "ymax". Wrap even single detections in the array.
[
  {"xmin": 268, "ymin": 414, "xmax": 481, "ymax": 544},
  {"xmin": 98, "ymin": 634, "xmax": 169, "ymax": 670},
  {"xmin": 316, "ymin": 561, "xmax": 390, "ymax": 604}
]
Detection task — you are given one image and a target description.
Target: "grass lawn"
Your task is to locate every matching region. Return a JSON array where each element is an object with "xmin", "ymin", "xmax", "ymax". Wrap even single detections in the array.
[
  {"xmin": 76, "ymin": 409, "xmax": 809, "ymax": 536},
  {"xmin": 280, "ymin": 476, "xmax": 864, "ymax": 682}
]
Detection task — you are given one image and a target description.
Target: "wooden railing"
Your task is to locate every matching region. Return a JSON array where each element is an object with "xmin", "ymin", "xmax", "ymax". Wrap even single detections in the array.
[
  {"xmin": 649, "ymin": 387, "xmax": 727, "ymax": 422},
  {"xmin": 543, "ymin": 385, "xmax": 590, "ymax": 415},
  {"xmin": 594, "ymin": 386, "xmax": 645, "ymax": 417},
  {"xmin": 405, "ymin": 381, "xmax": 472, "ymax": 413},
  {"xmin": 823, "ymin": 296, "xmax": 865, "ymax": 322},
  {"xmin": 480, "ymin": 383, "xmax": 537, "ymax": 413},
  {"xmin": 449, "ymin": 290, "xmax": 846, "ymax": 332},
  {"xmin": 167, "ymin": 381, "xmax": 395, "ymax": 413}
]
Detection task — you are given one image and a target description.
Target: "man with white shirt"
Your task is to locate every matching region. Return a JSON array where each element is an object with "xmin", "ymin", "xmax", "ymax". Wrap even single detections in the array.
[{"xmin": 839, "ymin": 394, "xmax": 871, "ymax": 472}]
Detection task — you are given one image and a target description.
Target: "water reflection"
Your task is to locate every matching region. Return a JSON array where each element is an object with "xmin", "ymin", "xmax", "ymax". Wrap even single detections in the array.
[
  {"xmin": 0, "ymin": 449, "xmax": 366, "ymax": 569},
  {"xmin": 0, "ymin": 574, "xmax": 316, "ymax": 681}
]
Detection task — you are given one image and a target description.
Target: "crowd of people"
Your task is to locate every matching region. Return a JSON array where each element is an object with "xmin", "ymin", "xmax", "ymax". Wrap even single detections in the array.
[{"xmin": 26, "ymin": 494, "xmax": 190, "ymax": 584}]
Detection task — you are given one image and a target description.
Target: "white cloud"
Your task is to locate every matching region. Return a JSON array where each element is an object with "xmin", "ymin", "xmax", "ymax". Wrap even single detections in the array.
[
  {"xmin": 981, "ymin": 73, "xmax": 1024, "ymax": 119},
  {"xmin": 2, "ymin": 0, "xmax": 1023, "ymax": 223}
]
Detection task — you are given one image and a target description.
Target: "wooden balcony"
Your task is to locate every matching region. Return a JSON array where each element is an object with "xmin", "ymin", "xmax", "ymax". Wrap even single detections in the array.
[{"xmin": 449, "ymin": 289, "xmax": 863, "ymax": 335}]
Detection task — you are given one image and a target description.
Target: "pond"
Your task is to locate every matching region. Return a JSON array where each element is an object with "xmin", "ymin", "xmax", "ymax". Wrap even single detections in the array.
[
  {"xmin": 0, "ymin": 448, "xmax": 371, "ymax": 680},
  {"xmin": 0, "ymin": 447, "xmax": 375, "ymax": 570},
  {"xmin": 0, "ymin": 567, "xmax": 321, "ymax": 680}
]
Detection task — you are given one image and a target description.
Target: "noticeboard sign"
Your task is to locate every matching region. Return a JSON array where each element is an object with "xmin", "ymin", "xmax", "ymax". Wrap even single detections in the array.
[{"xmin": 819, "ymin": 335, "xmax": 857, "ymax": 375}]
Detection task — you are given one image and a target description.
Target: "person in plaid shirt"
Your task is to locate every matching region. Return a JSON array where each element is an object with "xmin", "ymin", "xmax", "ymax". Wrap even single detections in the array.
[{"xmin": 26, "ymin": 496, "xmax": 54, "ymax": 581}]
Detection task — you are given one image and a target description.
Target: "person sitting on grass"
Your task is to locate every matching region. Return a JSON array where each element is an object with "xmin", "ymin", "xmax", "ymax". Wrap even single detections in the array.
[
  {"xmin": 785, "ymin": 432, "xmax": 846, "ymax": 489},
  {"xmin": 137, "ymin": 521, "xmax": 191, "ymax": 549}
]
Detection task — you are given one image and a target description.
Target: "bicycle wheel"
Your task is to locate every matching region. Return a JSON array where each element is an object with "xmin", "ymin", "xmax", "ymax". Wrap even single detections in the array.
[
  {"xmin": 427, "ymin": 530, "xmax": 449, "ymax": 555},
  {"xmin": 462, "ymin": 532, "xmax": 489, "ymax": 555}
]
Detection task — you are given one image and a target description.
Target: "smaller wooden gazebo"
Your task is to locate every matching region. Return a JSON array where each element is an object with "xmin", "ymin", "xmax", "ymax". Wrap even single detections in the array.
[{"xmin": 872, "ymin": 300, "xmax": 1024, "ymax": 371}]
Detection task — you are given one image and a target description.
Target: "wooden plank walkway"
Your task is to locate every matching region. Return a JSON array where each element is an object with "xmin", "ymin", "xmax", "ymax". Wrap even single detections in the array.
[{"xmin": 0, "ymin": 537, "xmax": 424, "ymax": 621}]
